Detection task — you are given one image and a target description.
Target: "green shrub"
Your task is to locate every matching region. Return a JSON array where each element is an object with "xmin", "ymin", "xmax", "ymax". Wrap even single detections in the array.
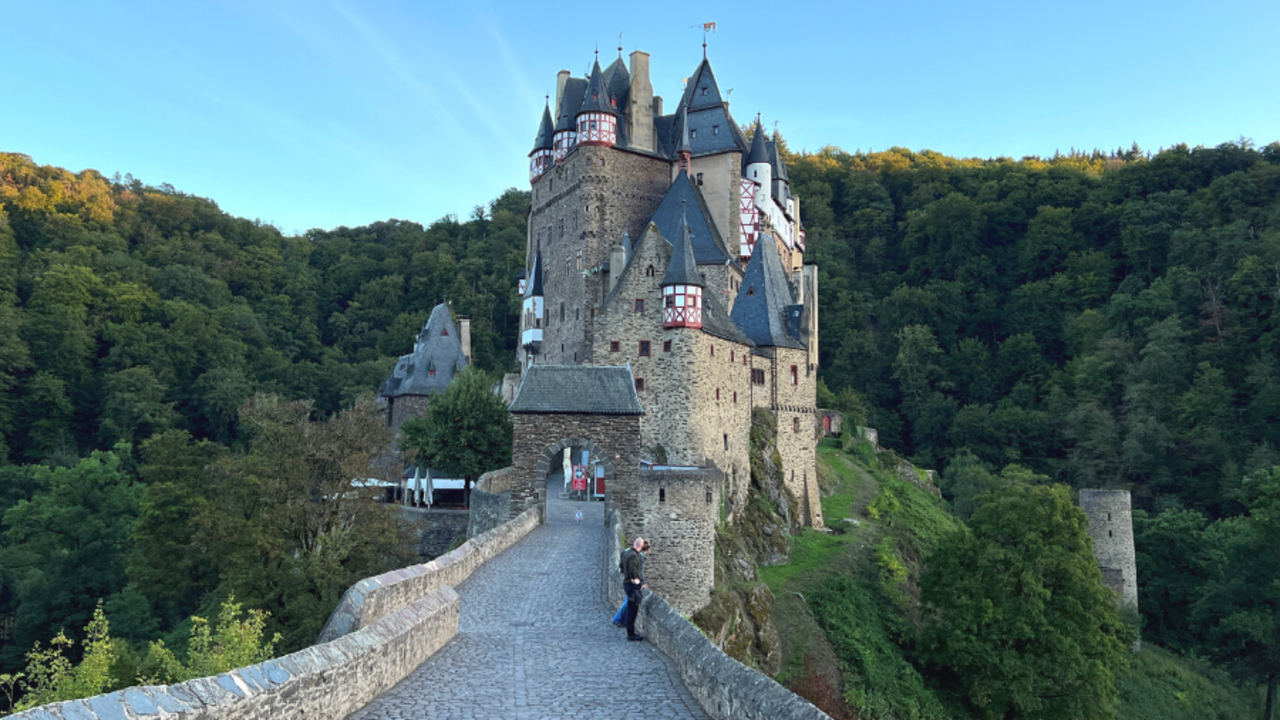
[
  {"xmin": 14, "ymin": 603, "xmax": 117, "ymax": 711},
  {"xmin": 144, "ymin": 596, "xmax": 280, "ymax": 684}
]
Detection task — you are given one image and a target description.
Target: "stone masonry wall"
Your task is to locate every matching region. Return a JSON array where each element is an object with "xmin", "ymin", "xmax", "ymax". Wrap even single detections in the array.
[
  {"xmin": 318, "ymin": 507, "xmax": 540, "ymax": 643},
  {"xmin": 687, "ymin": 151, "xmax": 743, "ymax": 259},
  {"xmin": 388, "ymin": 393, "xmax": 430, "ymax": 431},
  {"xmin": 1079, "ymin": 489, "xmax": 1139, "ymax": 610},
  {"xmin": 633, "ymin": 467, "xmax": 720, "ymax": 614},
  {"xmin": 771, "ymin": 346, "xmax": 821, "ymax": 528},
  {"xmin": 511, "ymin": 412, "xmax": 641, "ymax": 522},
  {"xmin": 526, "ymin": 144, "xmax": 670, "ymax": 367},
  {"xmin": 604, "ymin": 510, "xmax": 830, "ymax": 720},
  {"xmin": 689, "ymin": 332, "xmax": 753, "ymax": 518},
  {"xmin": 396, "ymin": 507, "xmax": 469, "ymax": 561},
  {"xmin": 11, "ymin": 588, "xmax": 461, "ymax": 720}
]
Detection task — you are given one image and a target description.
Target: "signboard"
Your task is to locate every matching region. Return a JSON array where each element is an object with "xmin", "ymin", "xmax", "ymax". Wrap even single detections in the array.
[{"xmin": 571, "ymin": 465, "xmax": 587, "ymax": 491}]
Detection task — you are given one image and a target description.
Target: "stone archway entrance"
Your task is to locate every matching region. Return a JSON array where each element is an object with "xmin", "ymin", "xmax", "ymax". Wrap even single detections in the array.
[{"xmin": 536, "ymin": 437, "xmax": 614, "ymax": 504}]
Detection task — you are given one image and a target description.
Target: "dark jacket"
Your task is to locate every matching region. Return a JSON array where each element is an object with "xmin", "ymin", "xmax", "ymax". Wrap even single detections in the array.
[{"xmin": 620, "ymin": 547, "xmax": 645, "ymax": 584}]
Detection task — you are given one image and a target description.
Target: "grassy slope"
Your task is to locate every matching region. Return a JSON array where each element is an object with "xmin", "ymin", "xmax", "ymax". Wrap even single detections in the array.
[{"xmin": 761, "ymin": 437, "xmax": 1257, "ymax": 720}]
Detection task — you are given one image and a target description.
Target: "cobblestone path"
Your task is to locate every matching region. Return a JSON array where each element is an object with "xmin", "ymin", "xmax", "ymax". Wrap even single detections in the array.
[{"xmin": 348, "ymin": 480, "xmax": 709, "ymax": 720}]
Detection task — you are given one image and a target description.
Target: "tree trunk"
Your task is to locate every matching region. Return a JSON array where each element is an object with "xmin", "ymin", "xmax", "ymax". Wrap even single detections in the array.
[{"xmin": 1264, "ymin": 673, "xmax": 1277, "ymax": 720}]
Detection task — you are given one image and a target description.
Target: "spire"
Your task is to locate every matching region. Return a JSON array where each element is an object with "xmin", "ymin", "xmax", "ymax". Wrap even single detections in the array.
[
  {"xmin": 530, "ymin": 99, "xmax": 554, "ymax": 154},
  {"xmin": 578, "ymin": 57, "xmax": 616, "ymax": 116},
  {"xmin": 675, "ymin": 104, "xmax": 692, "ymax": 155},
  {"xmin": 526, "ymin": 244, "xmax": 545, "ymax": 298},
  {"xmin": 730, "ymin": 234, "xmax": 803, "ymax": 348},
  {"xmin": 661, "ymin": 201, "xmax": 702, "ymax": 288},
  {"xmin": 746, "ymin": 116, "xmax": 770, "ymax": 166}
]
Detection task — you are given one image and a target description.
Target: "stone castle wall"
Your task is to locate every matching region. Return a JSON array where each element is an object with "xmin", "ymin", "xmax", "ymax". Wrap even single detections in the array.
[
  {"xmin": 769, "ymin": 346, "xmax": 821, "ymax": 528},
  {"xmin": 689, "ymin": 332, "xmax": 753, "ymax": 517},
  {"xmin": 632, "ymin": 466, "xmax": 721, "ymax": 615},
  {"xmin": 686, "ymin": 151, "xmax": 744, "ymax": 261},
  {"xmin": 388, "ymin": 393, "xmax": 431, "ymax": 431},
  {"xmin": 526, "ymin": 144, "xmax": 670, "ymax": 367},
  {"xmin": 1079, "ymin": 489, "xmax": 1138, "ymax": 610}
]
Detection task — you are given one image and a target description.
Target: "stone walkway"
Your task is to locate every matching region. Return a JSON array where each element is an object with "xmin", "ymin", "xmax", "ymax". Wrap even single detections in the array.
[{"xmin": 348, "ymin": 480, "xmax": 709, "ymax": 720}]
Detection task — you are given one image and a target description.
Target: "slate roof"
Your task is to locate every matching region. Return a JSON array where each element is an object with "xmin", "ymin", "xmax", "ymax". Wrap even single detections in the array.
[
  {"xmin": 379, "ymin": 304, "xmax": 469, "ymax": 398},
  {"xmin": 509, "ymin": 365, "xmax": 644, "ymax": 415},
  {"xmin": 555, "ymin": 78, "xmax": 587, "ymax": 132},
  {"xmin": 680, "ymin": 58, "xmax": 725, "ymax": 112},
  {"xmin": 525, "ymin": 247, "xmax": 545, "ymax": 298},
  {"xmin": 661, "ymin": 202, "xmax": 701, "ymax": 287},
  {"xmin": 745, "ymin": 119, "xmax": 770, "ymax": 166},
  {"xmin": 578, "ymin": 59, "xmax": 617, "ymax": 116},
  {"xmin": 701, "ymin": 285, "xmax": 754, "ymax": 347},
  {"xmin": 530, "ymin": 103, "xmax": 554, "ymax": 154},
  {"xmin": 603, "ymin": 57, "xmax": 630, "ymax": 111},
  {"xmin": 731, "ymin": 233, "xmax": 805, "ymax": 349},
  {"xmin": 650, "ymin": 171, "xmax": 733, "ymax": 265}
]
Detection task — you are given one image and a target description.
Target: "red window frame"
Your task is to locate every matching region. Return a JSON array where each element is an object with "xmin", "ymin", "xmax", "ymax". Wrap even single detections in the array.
[
  {"xmin": 634, "ymin": 378, "xmax": 645, "ymax": 392},
  {"xmin": 610, "ymin": 341, "xmax": 620, "ymax": 352},
  {"xmin": 634, "ymin": 298, "xmax": 645, "ymax": 312},
  {"xmin": 639, "ymin": 340, "xmax": 651, "ymax": 357}
]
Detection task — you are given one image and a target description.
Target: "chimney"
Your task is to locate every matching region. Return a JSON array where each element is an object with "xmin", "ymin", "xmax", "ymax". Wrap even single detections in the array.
[
  {"xmin": 555, "ymin": 70, "xmax": 571, "ymax": 117},
  {"xmin": 653, "ymin": 96, "xmax": 663, "ymax": 117},
  {"xmin": 627, "ymin": 51, "xmax": 654, "ymax": 152},
  {"xmin": 458, "ymin": 317, "xmax": 472, "ymax": 364}
]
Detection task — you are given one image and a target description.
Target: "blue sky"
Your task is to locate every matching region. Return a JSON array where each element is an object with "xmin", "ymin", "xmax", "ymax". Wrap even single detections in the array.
[{"xmin": 3, "ymin": 0, "xmax": 1277, "ymax": 233}]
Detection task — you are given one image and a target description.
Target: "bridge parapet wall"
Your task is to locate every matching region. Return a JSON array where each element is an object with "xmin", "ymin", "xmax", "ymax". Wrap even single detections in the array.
[
  {"xmin": 10, "ymin": 506, "xmax": 541, "ymax": 720},
  {"xmin": 319, "ymin": 505, "xmax": 540, "ymax": 642},
  {"xmin": 604, "ymin": 510, "xmax": 830, "ymax": 720}
]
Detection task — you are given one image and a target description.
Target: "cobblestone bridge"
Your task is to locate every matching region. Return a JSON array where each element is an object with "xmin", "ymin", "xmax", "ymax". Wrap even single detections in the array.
[{"xmin": 349, "ymin": 480, "xmax": 709, "ymax": 720}]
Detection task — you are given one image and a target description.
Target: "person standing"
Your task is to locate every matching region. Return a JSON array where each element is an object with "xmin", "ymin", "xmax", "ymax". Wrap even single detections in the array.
[{"xmin": 621, "ymin": 537, "xmax": 648, "ymax": 641}]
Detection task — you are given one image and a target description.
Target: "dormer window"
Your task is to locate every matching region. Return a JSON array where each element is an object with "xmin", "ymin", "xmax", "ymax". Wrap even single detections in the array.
[
  {"xmin": 701, "ymin": 87, "xmax": 707, "ymax": 96},
  {"xmin": 441, "ymin": 329, "xmax": 448, "ymax": 336},
  {"xmin": 713, "ymin": 125, "xmax": 719, "ymax": 135},
  {"xmin": 691, "ymin": 129, "xmax": 697, "ymax": 139}
]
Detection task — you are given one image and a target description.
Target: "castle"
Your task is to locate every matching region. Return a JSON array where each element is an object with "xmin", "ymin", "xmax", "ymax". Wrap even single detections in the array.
[{"xmin": 512, "ymin": 47, "xmax": 824, "ymax": 531}]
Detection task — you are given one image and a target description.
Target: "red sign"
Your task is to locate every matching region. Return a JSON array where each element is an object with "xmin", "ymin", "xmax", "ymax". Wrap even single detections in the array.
[{"xmin": 571, "ymin": 465, "xmax": 587, "ymax": 491}]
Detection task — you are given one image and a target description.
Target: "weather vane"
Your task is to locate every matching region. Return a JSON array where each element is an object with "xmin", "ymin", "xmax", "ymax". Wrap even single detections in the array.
[{"xmin": 690, "ymin": 21, "xmax": 716, "ymax": 57}]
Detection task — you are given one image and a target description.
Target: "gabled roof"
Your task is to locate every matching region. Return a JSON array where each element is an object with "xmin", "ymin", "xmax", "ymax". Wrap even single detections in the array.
[
  {"xmin": 379, "ymin": 304, "xmax": 469, "ymax": 398},
  {"xmin": 555, "ymin": 78, "xmax": 587, "ymax": 132},
  {"xmin": 650, "ymin": 171, "xmax": 732, "ymax": 264},
  {"xmin": 661, "ymin": 202, "xmax": 701, "ymax": 287},
  {"xmin": 731, "ymin": 234, "xmax": 804, "ymax": 349},
  {"xmin": 510, "ymin": 365, "xmax": 644, "ymax": 415},
  {"xmin": 578, "ymin": 58, "xmax": 617, "ymax": 116},
  {"xmin": 530, "ymin": 103, "xmax": 554, "ymax": 155}
]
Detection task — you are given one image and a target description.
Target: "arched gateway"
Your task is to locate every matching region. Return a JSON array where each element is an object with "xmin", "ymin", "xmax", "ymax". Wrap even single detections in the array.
[{"xmin": 504, "ymin": 365, "xmax": 644, "ymax": 523}]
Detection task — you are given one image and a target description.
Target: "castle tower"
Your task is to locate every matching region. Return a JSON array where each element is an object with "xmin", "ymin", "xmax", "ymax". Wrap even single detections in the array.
[
  {"xmin": 1079, "ymin": 489, "xmax": 1139, "ymax": 611},
  {"xmin": 661, "ymin": 203, "xmax": 703, "ymax": 330},
  {"xmin": 378, "ymin": 303, "xmax": 468, "ymax": 430},
  {"xmin": 529, "ymin": 101, "xmax": 555, "ymax": 181},
  {"xmin": 576, "ymin": 57, "xmax": 618, "ymax": 147},
  {"xmin": 552, "ymin": 74, "xmax": 581, "ymax": 162}
]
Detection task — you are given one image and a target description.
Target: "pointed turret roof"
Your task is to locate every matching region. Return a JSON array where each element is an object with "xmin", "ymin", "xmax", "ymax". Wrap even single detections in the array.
[
  {"xmin": 530, "ymin": 102, "xmax": 554, "ymax": 154},
  {"xmin": 731, "ymin": 235, "xmax": 804, "ymax": 349},
  {"xmin": 378, "ymin": 303, "xmax": 469, "ymax": 398},
  {"xmin": 603, "ymin": 57, "xmax": 630, "ymax": 109},
  {"xmin": 661, "ymin": 202, "xmax": 702, "ymax": 287},
  {"xmin": 525, "ymin": 246, "xmax": 545, "ymax": 298},
  {"xmin": 745, "ymin": 118, "xmax": 771, "ymax": 166},
  {"xmin": 649, "ymin": 170, "xmax": 732, "ymax": 264},
  {"xmin": 578, "ymin": 58, "xmax": 617, "ymax": 116},
  {"xmin": 674, "ymin": 104, "xmax": 692, "ymax": 155}
]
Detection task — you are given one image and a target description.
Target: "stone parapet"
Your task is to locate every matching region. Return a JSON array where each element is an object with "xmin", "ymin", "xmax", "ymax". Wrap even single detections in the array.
[
  {"xmin": 10, "ymin": 587, "xmax": 459, "ymax": 720},
  {"xmin": 319, "ymin": 506, "xmax": 540, "ymax": 642},
  {"xmin": 604, "ymin": 510, "xmax": 829, "ymax": 720}
]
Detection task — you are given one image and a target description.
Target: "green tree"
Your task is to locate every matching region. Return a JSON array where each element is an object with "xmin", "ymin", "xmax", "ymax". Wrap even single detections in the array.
[
  {"xmin": 400, "ymin": 367, "xmax": 512, "ymax": 505},
  {"xmin": 1194, "ymin": 466, "xmax": 1280, "ymax": 719},
  {"xmin": 920, "ymin": 484, "xmax": 1128, "ymax": 720}
]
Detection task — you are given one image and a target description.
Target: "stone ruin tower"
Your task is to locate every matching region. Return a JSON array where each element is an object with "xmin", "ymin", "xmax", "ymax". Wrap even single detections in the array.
[{"xmin": 1079, "ymin": 489, "xmax": 1138, "ymax": 611}]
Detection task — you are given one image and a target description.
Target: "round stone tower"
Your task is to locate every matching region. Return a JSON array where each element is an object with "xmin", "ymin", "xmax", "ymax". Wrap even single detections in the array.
[{"xmin": 1079, "ymin": 489, "xmax": 1138, "ymax": 611}]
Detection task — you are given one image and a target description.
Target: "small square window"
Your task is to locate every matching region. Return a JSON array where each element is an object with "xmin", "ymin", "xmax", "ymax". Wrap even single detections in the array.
[
  {"xmin": 713, "ymin": 125, "xmax": 719, "ymax": 135},
  {"xmin": 634, "ymin": 298, "xmax": 645, "ymax": 312},
  {"xmin": 691, "ymin": 129, "xmax": 697, "ymax": 139},
  {"xmin": 701, "ymin": 87, "xmax": 707, "ymax": 96},
  {"xmin": 639, "ymin": 341, "xmax": 651, "ymax": 357},
  {"xmin": 635, "ymin": 378, "xmax": 645, "ymax": 392},
  {"xmin": 610, "ymin": 341, "xmax": 620, "ymax": 353},
  {"xmin": 663, "ymin": 340, "xmax": 672, "ymax": 352}
]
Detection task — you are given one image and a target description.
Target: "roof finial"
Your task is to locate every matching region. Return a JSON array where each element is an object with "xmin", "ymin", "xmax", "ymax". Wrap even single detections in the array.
[{"xmin": 618, "ymin": 31, "xmax": 624, "ymax": 57}]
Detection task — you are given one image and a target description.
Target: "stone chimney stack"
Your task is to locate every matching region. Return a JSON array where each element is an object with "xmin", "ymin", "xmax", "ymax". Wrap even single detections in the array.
[
  {"xmin": 458, "ymin": 317, "xmax": 472, "ymax": 364},
  {"xmin": 555, "ymin": 70, "xmax": 570, "ymax": 116},
  {"xmin": 627, "ymin": 51, "xmax": 654, "ymax": 152},
  {"xmin": 653, "ymin": 96, "xmax": 663, "ymax": 117}
]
